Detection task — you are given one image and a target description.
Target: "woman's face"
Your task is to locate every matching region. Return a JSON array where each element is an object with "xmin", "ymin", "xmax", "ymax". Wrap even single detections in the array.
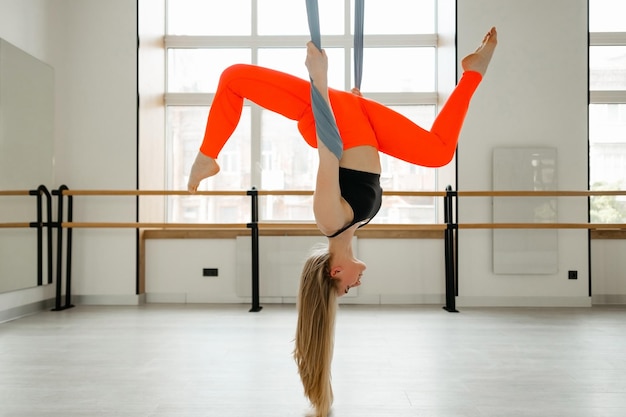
[{"xmin": 332, "ymin": 259, "xmax": 366, "ymax": 296}]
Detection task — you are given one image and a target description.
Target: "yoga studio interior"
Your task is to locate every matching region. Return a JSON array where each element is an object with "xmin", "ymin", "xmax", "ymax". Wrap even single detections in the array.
[{"xmin": 1, "ymin": 0, "xmax": 625, "ymax": 416}]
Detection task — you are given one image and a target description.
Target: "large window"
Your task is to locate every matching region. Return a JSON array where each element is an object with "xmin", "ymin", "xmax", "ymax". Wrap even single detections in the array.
[
  {"xmin": 589, "ymin": 0, "xmax": 626, "ymax": 223},
  {"xmin": 164, "ymin": 0, "xmax": 445, "ymax": 224}
]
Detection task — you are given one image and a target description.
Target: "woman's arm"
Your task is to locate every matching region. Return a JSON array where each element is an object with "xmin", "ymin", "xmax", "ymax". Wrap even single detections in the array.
[{"xmin": 305, "ymin": 42, "xmax": 353, "ymax": 236}]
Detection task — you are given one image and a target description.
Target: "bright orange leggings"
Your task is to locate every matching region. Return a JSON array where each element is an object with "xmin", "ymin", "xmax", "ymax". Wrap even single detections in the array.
[{"xmin": 200, "ymin": 64, "xmax": 482, "ymax": 167}]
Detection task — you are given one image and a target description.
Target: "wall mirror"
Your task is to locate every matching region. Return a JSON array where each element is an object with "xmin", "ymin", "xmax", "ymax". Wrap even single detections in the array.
[{"xmin": 0, "ymin": 38, "xmax": 54, "ymax": 293}]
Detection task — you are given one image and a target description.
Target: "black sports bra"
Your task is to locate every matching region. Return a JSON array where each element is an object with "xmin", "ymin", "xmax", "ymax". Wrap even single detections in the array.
[{"xmin": 326, "ymin": 167, "xmax": 383, "ymax": 238}]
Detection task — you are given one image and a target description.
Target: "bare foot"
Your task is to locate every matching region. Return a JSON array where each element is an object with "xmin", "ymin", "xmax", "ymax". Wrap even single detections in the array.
[
  {"xmin": 187, "ymin": 152, "xmax": 220, "ymax": 193},
  {"xmin": 461, "ymin": 26, "xmax": 498, "ymax": 76}
]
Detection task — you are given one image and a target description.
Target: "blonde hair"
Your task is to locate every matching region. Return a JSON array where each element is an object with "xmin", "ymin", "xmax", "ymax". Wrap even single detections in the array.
[{"xmin": 294, "ymin": 245, "xmax": 339, "ymax": 417}]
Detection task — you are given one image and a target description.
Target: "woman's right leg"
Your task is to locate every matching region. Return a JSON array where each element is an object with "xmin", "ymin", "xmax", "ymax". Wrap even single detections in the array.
[
  {"xmin": 199, "ymin": 64, "xmax": 313, "ymax": 158},
  {"xmin": 189, "ymin": 64, "xmax": 314, "ymax": 192}
]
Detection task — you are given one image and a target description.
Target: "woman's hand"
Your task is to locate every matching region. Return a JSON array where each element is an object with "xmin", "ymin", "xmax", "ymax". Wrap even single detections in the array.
[{"xmin": 305, "ymin": 41, "xmax": 328, "ymax": 89}]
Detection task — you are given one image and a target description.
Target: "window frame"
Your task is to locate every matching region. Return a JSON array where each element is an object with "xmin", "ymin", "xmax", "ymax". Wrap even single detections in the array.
[
  {"xmin": 589, "ymin": 27, "xmax": 626, "ymax": 223},
  {"xmin": 142, "ymin": 0, "xmax": 456, "ymax": 225}
]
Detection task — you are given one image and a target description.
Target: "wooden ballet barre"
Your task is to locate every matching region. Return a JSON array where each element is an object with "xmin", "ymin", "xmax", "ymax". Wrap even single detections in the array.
[
  {"xmin": 253, "ymin": 223, "xmax": 446, "ymax": 231},
  {"xmin": 0, "ymin": 190, "xmax": 32, "ymax": 196},
  {"xmin": 358, "ymin": 223, "xmax": 447, "ymax": 231},
  {"xmin": 60, "ymin": 190, "xmax": 248, "ymax": 196},
  {"xmin": 457, "ymin": 190, "xmax": 626, "ymax": 197},
  {"xmin": 256, "ymin": 190, "xmax": 310, "ymax": 196},
  {"xmin": 61, "ymin": 222, "xmax": 248, "ymax": 229},
  {"xmin": 58, "ymin": 189, "xmax": 446, "ymax": 197},
  {"xmin": 458, "ymin": 222, "xmax": 625, "ymax": 230},
  {"xmin": 0, "ymin": 222, "xmax": 32, "ymax": 228},
  {"xmin": 384, "ymin": 191, "xmax": 447, "ymax": 197},
  {"xmin": 60, "ymin": 221, "xmax": 449, "ymax": 231},
  {"xmin": 257, "ymin": 190, "xmax": 446, "ymax": 197}
]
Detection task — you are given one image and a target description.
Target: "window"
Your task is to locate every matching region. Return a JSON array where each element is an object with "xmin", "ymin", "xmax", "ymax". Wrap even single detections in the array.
[
  {"xmin": 589, "ymin": 0, "xmax": 626, "ymax": 223},
  {"xmin": 163, "ymin": 0, "xmax": 447, "ymax": 224}
]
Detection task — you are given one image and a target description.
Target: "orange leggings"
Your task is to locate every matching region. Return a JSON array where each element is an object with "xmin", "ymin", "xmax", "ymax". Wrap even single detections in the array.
[{"xmin": 200, "ymin": 64, "xmax": 482, "ymax": 167}]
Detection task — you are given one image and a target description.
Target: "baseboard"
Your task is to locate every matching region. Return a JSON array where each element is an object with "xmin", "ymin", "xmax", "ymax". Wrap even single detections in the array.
[
  {"xmin": 139, "ymin": 293, "xmax": 600, "ymax": 308},
  {"xmin": 380, "ymin": 294, "xmax": 445, "ymax": 305},
  {"xmin": 592, "ymin": 294, "xmax": 626, "ymax": 305},
  {"xmin": 145, "ymin": 292, "xmax": 187, "ymax": 303},
  {"xmin": 73, "ymin": 294, "xmax": 145, "ymax": 306},
  {"xmin": 145, "ymin": 293, "xmax": 247, "ymax": 304},
  {"xmin": 456, "ymin": 296, "xmax": 592, "ymax": 308},
  {"xmin": 0, "ymin": 298, "xmax": 56, "ymax": 323}
]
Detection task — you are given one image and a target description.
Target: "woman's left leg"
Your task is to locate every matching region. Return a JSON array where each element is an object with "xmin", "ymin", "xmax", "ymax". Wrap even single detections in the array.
[
  {"xmin": 360, "ymin": 70, "xmax": 482, "ymax": 167},
  {"xmin": 361, "ymin": 27, "xmax": 497, "ymax": 167}
]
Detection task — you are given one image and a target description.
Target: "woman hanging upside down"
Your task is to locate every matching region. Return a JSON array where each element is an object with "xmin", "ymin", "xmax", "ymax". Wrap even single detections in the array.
[{"xmin": 188, "ymin": 26, "xmax": 497, "ymax": 417}]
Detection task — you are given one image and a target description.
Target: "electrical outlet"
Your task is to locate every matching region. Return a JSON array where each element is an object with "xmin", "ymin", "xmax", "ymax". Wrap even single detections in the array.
[
  {"xmin": 203, "ymin": 268, "xmax": 218, "ymax": 277},
  {"xmin": 568, "ymin": 270, "xmax": 578, "ymax": 280}
]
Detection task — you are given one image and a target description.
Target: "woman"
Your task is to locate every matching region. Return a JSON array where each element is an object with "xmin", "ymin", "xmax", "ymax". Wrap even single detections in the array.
[{"xmin": 189, "ymin": 27, "xmax": 497, "ymax": 417}]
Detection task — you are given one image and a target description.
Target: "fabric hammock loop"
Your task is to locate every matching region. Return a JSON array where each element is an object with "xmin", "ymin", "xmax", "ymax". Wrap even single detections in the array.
[
  {"xmin": 354, "ymin": 0, "xmax": 364, "ymax": 91},
  {"xmin": 305, "ymin": 0, "xmax": 365, "ymax": 160}
]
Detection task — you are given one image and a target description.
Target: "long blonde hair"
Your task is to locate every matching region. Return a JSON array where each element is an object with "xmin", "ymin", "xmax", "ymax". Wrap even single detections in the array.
[{"xmin": 294, "ymin": 245, "xmax": 339, "ymax": 417}]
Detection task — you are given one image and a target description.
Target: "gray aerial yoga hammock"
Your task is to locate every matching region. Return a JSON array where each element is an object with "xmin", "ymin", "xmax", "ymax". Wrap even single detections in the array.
[{"xmin": 305, "ymin": 0, "xmax": 365, "ymax": 160}]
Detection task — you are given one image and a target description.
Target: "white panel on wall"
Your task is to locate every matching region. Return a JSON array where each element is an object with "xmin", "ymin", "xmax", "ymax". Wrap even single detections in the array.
[{"xmin": 493, "ymin": 147, "xmax": 558, "ymax": 274}]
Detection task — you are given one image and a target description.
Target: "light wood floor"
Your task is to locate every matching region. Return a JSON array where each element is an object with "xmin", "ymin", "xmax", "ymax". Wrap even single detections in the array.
[{"xmin": 1, "ymin": 304, "xmax": 626, "ymax": 417}]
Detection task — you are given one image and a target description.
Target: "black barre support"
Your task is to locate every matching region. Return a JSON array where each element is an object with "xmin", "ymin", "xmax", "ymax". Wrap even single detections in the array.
[
  {"xmin": 46, "ymin": 185, "xmax": 457, "ymax": 314},
  {"xmin": 49, "ymin": 185, "xmax": 264, "ymax": 313},
  {"xmin": 246, "ymin": 187, "xmax": 262, "ymax": 312},
  {"xmin": 29, "ymin": 185, "xmax": 53, "ymax": 286},
  {"xmin": 443, "ymin": 185, "xmax": 459, "ymax": 313},
  {"xmin": 51, "ymin": 185, "xmax": 74, "ymax": 312},
  {"xmin": 243, "ymin": 185, "xmax": 456, "ymax": 313}
]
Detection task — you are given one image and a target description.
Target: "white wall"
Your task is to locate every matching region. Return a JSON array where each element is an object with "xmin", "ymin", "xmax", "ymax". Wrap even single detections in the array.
[
  {"xmin": 592, "ymin": 240, "xmax": 626, "ymax": 304},
  {"xmin": 0, "ymin": 0, "xmax": 53, "ymax": 61},
  {"xmin": 2, "ymin": 0, "xmax": 626, "ymax": 316},
  {"xmin": 455, "ymin": 0, "xmax": 592, "ymax": 306},
  {"xmin": 48, "ymin": 0, "xmax": 139, "ymax": 304},
  {"xmin": 0, "ymin": 0, "xmax": 139, "ymax": 319},
  {"xmin": 145, "ymin": 237, "xmax": 447, "ymax": 306}
]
